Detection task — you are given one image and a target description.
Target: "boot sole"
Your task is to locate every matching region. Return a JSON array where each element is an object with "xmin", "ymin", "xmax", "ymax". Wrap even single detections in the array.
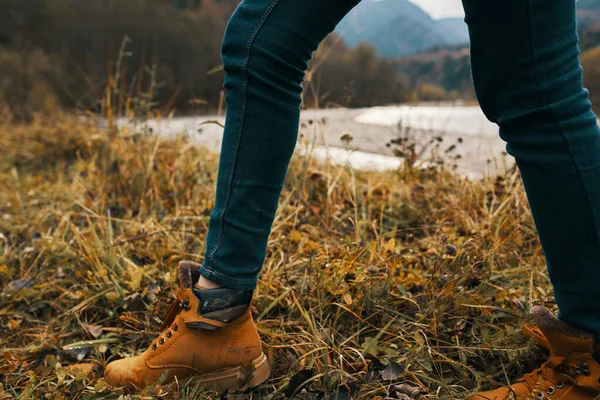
[{"xmin": 188, "ymin": 352, "xmax": 271, "ymax": 392}]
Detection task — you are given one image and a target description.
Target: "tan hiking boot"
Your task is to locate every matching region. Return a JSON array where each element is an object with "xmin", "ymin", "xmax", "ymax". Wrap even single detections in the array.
[
  {"xmin": 470, "ymin": 306, "xmax": 600, "ymax": 400},
  {"xmin": 104, "ymin": 261, "xmax": 270, "ymax": 392}
]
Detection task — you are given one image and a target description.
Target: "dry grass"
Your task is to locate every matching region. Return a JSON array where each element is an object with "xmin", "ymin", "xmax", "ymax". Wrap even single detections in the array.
[{"xmin": 0, "ymin": 115, "xmax": 554, "ymax": 399}]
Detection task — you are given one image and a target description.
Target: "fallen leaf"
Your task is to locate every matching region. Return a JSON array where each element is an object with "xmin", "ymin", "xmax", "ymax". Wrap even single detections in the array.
[
  {"xmin": 83, "ymin": 324, "xmax": 103, "ymax": 339},
  {"xmin": 104, "ymin": 292, "xmax": 120, "ymax": 302},
  {"xmin": 343, "ymin": 293, "xmax": 353, "ymax": 305},
  {"xmin": 7, "ymin": 319, "xmax": 21, "ymax": 330},
  {"xmin": 392, "ymin": 383, "xmax": 422, "ymax": 399},
  {"xmin": 7, "ymin": 277, "xmax": 34, "ymax": 292},
  {"xmin": 94, "ymin": 379, "xmax": 107, "ymax": 393},
  {"xmin": 380, "ymin": 361, "xmax": 404, "ymax": 381},
  {"xmin": 285, "ymin": 369, "xmax": 315, "ymax": 398},
  {"xmin": 124, "ymin": 292, "xmax": 145, "ymax": 311},
  {"xmin": 63, "ymin": 363, "xmax": 97, "ymax": 377},
  {"xmin": 362, "ymin": 337, "xmax": 379, "ymax": 356}
]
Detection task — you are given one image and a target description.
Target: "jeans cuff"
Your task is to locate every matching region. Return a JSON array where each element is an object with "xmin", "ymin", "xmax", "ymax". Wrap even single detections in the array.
[{"xmin": 199, "ymin": 263, "xmax": 258, "ymax": 291}]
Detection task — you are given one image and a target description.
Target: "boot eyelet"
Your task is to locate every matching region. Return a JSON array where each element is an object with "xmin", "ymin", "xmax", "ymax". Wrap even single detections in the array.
[
  {"xmin": 167, "ymin": 330, "xmax": 173, "ymax": 338},
  {"xmin": 556, "ymin": 382, "xmax": 564, "ymax": 389},
  {"xmin": 547, "ymin": 387, "xmax": 555, "ymax": 395},
  {"xmin": 575, "ymin": 366, "xmax": 582, "ymax": 374},
  {"xmin": 535, "ymin": 392, "xmax": 545, "ymax": 399},
  {"xmin": 152, "ymin": 343, "xmax": 158, "ymax": 350},
  {"xmin": 182, "ymin": 298, "xmax": 191, "ymax": 311},
  {"xmin": 159, "ymin": 337, "xmax": 165, "ymax": 345},
  {"xmin": 173, "ymin": 323, "xmax": 178, "ymax": 331},
  {"xmin": 580, "ymin": 363, "xmax": 590, "ymax": 376}
]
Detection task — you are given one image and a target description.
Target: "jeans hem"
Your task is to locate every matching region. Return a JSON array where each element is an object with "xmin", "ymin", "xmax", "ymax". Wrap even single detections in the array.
[{"xmin": 199, "ymin": 263, "xmax": 258, "ymax": 291}]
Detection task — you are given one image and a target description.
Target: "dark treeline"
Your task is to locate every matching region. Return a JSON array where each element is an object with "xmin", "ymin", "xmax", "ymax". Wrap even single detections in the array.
[{"xmin": 0, "ymin": 0, "xmax": 410, "ymax": 119}]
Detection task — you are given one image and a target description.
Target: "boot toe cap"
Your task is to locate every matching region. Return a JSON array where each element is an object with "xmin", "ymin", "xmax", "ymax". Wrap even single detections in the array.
[{"xmin": 104, "ymin": 357, "xmax": 145, "ymax": 390}]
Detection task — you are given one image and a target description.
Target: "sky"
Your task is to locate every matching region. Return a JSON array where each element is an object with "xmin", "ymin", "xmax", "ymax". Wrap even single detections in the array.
[{"xmin": 408, "ymin": 0, "xmax": 465, "ymax": 19}]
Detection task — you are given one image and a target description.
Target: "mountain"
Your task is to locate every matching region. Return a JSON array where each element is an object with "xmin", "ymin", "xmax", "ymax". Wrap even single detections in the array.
[
  {"xmin": 336, "ymin": 0, "xmax": 468, "ymax": 58},
  {"xmin": 437, "ymin": 18, "xmax": 470, "ymax": 45},
  {"xmin": 579, "ymin": 0, "xmax": 600, "ymax": 10},
  {"xmin": 337, "ymin": 0, "xmax": 600, "ymax": 58}
]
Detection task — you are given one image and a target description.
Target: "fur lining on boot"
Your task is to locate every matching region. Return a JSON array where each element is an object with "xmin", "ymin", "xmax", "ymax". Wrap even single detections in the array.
[
  {"xmin": 531, "ymin": 306, "xmax": 594, "ymax": 339},
  {"xmin": 178, "ymin": 261, "xmax": 202, "ymax": 288}
]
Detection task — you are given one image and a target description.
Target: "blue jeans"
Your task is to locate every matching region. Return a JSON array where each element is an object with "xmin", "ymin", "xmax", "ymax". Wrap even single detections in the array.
[{"xmin": 200, "ymin": 0, "xmax": 600, "ymax": 337}]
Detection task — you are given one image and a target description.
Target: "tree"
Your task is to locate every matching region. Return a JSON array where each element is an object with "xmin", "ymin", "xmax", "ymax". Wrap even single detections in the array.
[{"xmin": 581, "ymin": 45, "xmax": 600, "ymax": 113}]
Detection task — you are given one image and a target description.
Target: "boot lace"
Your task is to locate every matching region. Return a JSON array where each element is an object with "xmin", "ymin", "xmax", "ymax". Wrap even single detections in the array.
[
  {"xmin": 514, "ymin": 355, "xmax": 581, "ymax": 399},
  {"xmin": 150, "ymin": 321, "xmax": 179, "ymax": 351},
  {"xmin": 149, "ymin": 294, "xmax": 190, "ymax": 351}
]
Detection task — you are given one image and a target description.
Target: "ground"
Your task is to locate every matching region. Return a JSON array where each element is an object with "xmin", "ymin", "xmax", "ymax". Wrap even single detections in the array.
[{"xmin": 0, "ymin": 116, "xmax": 553, "ymax": 399}]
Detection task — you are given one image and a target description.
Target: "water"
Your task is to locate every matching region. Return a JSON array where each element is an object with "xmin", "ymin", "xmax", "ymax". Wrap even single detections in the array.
[
  {"xmin": 120, "ymin": 104, "xmax": 509, "ymax": 179},
  {"xmin": 355, "ymin": 105, "xmax": 498, "ymax": 136}
]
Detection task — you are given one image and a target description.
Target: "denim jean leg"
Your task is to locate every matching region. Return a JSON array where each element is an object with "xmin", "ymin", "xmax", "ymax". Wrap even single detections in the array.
[
  {"xmin": 463, "ymin": 0, "xmax": 600, "ymax": 336},
  {"xmin": 201, "ymin": 0, "xmax": 361, "ymax": 290}
]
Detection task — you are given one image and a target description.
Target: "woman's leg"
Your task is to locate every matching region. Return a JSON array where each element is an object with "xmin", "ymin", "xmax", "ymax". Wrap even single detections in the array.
[
  {"xmin": 464, "ymin": 0, "xmax": 600, "ymax": 337},
  {"xmin": 200, "ymin": 0, "xmax": 361, "ymax": 291},
  {"xmin": 465, "ymin": 0, "xmax": 600, "ymax": 397},
  {"xmin": 105, "ymin": 0, "xmax": 362, "ymax": 391}
]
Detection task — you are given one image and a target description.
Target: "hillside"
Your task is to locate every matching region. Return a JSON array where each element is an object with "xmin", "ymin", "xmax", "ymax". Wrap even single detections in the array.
[
  {"xmin": 579, "ymin": 0, "xmax": 600, "ymax": 10},
  {"xmin": 0, "ymin": 0, "xmax": 410, "ymax": 118},
  {"xmin": 437, "ymin": 18, "xmax": 470, "ymax": 45},
  {"xmin": 393, "ymin": 0, "xmax": 600, "ymax": 106},
  {"xmin": 337, "ymin": 0, "xmax": 600, "ymax": 58},
  {"xmin": 397, "ymin": 45, "xmax": 474, "ymax": 99},
  {"xmin": 397, "ymin": 40, "xmax": 600, "ymax": 111},
  {"xmin": 336, "ymin": 0, "xmax": 468, "ymax": 58}
]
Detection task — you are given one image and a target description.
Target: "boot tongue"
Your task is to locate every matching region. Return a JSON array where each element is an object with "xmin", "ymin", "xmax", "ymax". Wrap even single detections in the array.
[
  {"xmin": 532, "ymin": 306, "xmax": 595, "ymax": 357},
  {"xmin": 178, "ymin": 261, "xmax": 202, "ymax": 289}
]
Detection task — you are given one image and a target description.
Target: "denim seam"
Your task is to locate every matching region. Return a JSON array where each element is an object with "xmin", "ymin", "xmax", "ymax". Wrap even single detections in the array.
[
  {"xmin": 205, "ymin": 0, "xmax": 281, "ymax": 267},
  {"xmin": 524, "ymin": 0, "xmax": 600, "ymax": 255}
]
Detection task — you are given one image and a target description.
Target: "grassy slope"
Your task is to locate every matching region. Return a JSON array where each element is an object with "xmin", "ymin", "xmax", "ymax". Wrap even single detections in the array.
[{"xmin": 0, "ymin": 116, "xmax": 554, "ymax": 399}]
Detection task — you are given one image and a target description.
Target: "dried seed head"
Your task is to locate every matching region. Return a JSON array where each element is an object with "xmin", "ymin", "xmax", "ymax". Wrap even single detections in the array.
[
  {"xmin": 445, "ymin": 244, "xmax": 458, "ymax": 256},
  {"xmin": 366, "ymin": 265, "xmax": 379, "ymax": 276},
  {"xmin": 340, "ymin": 132, "xmax": 354, "ymax": 144}
]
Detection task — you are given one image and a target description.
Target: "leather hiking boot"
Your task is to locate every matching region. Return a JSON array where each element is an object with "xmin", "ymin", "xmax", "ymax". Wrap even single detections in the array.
[
  {"xmin": 470, "ymin": 306, "xmax": 600, "ymax": 400},
  {"xmin": 104, "ymin": 261, "xmax": 270, "ymax": 392}
]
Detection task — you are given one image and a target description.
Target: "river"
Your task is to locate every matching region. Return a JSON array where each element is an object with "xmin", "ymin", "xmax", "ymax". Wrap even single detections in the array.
[{"xmin": 122, "ymin": 104, "xmax": 511, "ymax": 179}]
